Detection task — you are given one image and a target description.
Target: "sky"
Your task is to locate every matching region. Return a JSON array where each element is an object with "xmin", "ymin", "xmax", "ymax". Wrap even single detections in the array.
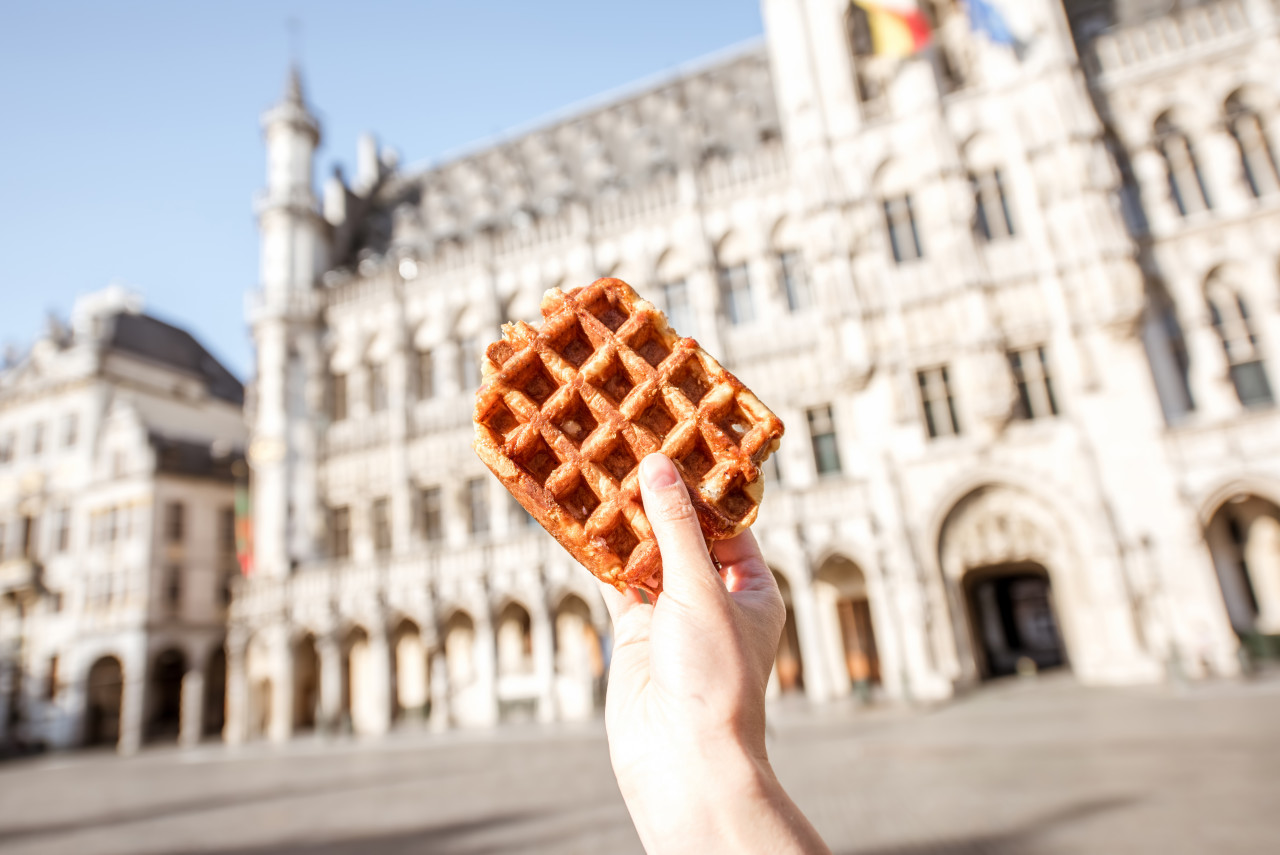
[{"xmin": 0, "ymin": 1, "xmax": 764, "ymax": 380}]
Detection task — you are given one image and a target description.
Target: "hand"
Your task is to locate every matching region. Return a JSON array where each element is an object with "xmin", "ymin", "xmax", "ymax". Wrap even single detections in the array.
[{"xmin": 598, "ymin": 453, "xmax": 830, "ymax": 854}]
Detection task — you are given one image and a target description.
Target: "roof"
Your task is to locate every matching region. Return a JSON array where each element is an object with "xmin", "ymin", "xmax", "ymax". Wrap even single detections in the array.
[
  {"xmin": 1063, "ymin": 0, "xmax": 1217, "ymax": 42},
  {"xmin": 331, "ymin": 42, "xmax": 779, "ymax": 267},
  {"xmin": 109, "ymin": 312, "xmax": 244, "ymax": 405}
]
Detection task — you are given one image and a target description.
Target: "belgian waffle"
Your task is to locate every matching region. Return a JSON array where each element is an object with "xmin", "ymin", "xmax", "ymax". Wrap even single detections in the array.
[{"xmin": 472, "ymin": 278, "xmax": 784, "ymax": 595}]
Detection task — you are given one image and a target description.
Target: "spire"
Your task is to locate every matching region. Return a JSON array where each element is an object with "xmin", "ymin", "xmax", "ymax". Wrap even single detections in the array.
[{"xmin": 285, "ymin": 63, "xmax": 305, "ymax": 107}]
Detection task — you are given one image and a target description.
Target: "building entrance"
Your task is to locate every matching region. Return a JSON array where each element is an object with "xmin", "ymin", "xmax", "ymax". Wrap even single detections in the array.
[{"xmin": 963, "ymin": 565, "xmax": 1066, "ymax": 679}]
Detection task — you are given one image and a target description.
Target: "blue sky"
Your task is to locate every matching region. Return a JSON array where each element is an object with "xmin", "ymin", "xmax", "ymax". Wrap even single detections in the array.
[{"xmin": 0, "ymin": 1, "xmax": 764, "ymax": 379}]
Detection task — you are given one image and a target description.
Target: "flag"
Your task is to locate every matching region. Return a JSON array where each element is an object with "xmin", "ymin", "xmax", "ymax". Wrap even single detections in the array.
[
  {"xmin": 853, "ymin": 1, "xmax": 932, "ymax": 58},
  {"xmin": 234, "ymin": 478, "xmax": 254, "ymax": 576},
  {"xmin": 966, "ymin": 0, "xmax": 1017, "ymax": 47}
]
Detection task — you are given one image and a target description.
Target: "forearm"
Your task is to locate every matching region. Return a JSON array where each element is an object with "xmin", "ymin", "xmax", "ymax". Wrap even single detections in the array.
[{"xmin": 616, "ymin": 743, "xmax": 830, "ymax": 855}]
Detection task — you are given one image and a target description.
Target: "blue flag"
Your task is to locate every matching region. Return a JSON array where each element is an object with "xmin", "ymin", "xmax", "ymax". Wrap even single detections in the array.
[{"xmin": 967, "ymin": 0, "xmax": 1017, "ymax": 47}]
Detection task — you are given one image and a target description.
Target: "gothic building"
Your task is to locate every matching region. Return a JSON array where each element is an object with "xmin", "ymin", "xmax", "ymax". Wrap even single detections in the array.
[
  {"xmin": 229, "ymin": 0, "xmax": 1280, "ymax": 742},
  {"xmin": 0, "ymin": 288, "xmax": 246, "ymax": 753}
]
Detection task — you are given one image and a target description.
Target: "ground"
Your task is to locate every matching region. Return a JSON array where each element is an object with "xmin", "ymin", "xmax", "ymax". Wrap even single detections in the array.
[{"xmin": 2, "ymin": 674, "xmax": 1279, "ymax": 854}]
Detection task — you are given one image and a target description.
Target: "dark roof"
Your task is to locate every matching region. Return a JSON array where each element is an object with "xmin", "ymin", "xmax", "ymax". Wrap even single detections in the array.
[
  {"xmin": 1063, "ymin": 0, "xmax": 1216, "ymax": 41},
  {"xmin": 150, "ymin": 434, "xmax": 243, "ymax": 481},
  {"xmin": 109, "ymin": 313, "xmax": 244, "ymax": 405}
]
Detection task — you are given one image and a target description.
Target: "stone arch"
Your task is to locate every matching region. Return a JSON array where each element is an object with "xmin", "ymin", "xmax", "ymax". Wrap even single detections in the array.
[
  {"xmin": 770, "ymin": 566, "xmax": 805, "ymax": 694},
  {"xmin": 340, "ymin": 624, "xmax": 376, "ymax": 734},
  {"xmin": 495, "ymin": 600, "xmax": 534, "ymax": 678},
  {"xmin": 937, "ymin": 484, "xmax": 1077, "ymax": 683},
  {"xmin": 84, "ymin": 655, "xmax": 123, "ymax": 747},
  {"xmin": 442, "ymin": 610, "xmax": 478, "ymax": 690},
  {"xmin": 554, "ymin": 593, "xmax": 603, "ymax": 720},
  {"xmin": 145, "ymin": 647, "xmax": 186, "ymax": 743},
  {"xmin": 292, "ymin": 633, "xmax": 321, "ymax": 732},
  {"xmin": 1202, "ymin": 489, "xmax": 1280, "ymax": 649},
  {"xmin": 813, "ymin": 554, "xmax": 882, "ymax": 700},
  {"xmin": 1203, "ymin": 264, "xmax": 1274, "ymax": 407},
  {"xmin": 1153, "ymin": 108, "xmax": 1212, "ymax": 217},
  {"xmin": 391, "ymin": 617, "xmax": 429, "ymax": 722},
  {"xmin": 714, "ymin": 230, "xmax": 751, "ymax": 267}
]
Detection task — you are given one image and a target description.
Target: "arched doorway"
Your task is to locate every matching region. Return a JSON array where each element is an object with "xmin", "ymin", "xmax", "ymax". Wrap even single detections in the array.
[
  {"xmin": 245, "ymin": 633, "xmax": 273, "ymax": 740},
  {"xmin": 555, "ymin": 594, "xmax": 603, "ymax": 720},
  {"xmin": 84, "ymin": 656, "xmax": 123, "ymax": 747},
  {"xmin": 342, "ymin": 626, "xmax": 374, "ymax": 735},
  {"xmin": 392, "ymin": 619, "xmax": 428, "ymax": 722},
  {"xmin": 962, "ymin": 564, "xmax": 1066, "ymax": 679},
  {"xmin": 444, "ymin": 611, "xmax": 482, "ymax": 725},
  {"xmin": 496, "ymin": 602, "xmax": 535, "ymax": 722},
  {"xmin": 293, "ymin": 634, "xmax": 320, "ymax": 732},
  {"xmin": 772, "ymin": 571, "xmax": 804, "ymax": 693},
  {"xmin": 203, "ymin": 646, "xmax": 227, "ymax": 738},
  {"xmin": 146, "ymin": 648, "xmax": 186, "ymax": 743},
  {"xmin": 814, "ymin": 555, "xmax": 881, "ymax": 699},
  {"xmin": 1205, "ymin": 494, "xmax": 1280, "ymax": 658}
]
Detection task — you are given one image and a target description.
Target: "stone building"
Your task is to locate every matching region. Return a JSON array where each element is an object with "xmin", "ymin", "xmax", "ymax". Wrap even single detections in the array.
[
  {"xmin": 0, "ymin": 288, "xmax": 247, "ymax": 753},
  {"xmin": 229, "ymin": 0, "xmax": 1280, "ymax": 742}
]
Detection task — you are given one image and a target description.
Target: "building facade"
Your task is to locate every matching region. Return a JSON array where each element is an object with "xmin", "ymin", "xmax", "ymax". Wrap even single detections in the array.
[
  {"xmin": 0, "ymin": 288, "xmax": 246, "ymax": 753},
  {"xmin": 229, "ymin": 0, "xmax": 1280, "ymax": 742}
]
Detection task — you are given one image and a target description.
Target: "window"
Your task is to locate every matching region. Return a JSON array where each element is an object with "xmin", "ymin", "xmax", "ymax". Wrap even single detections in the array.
[
  {"xmin": 164, "ymin": 501, "xmax": 185, "ymax": 544},
  {"xmin": 218, "ymin": 506, "xmax": 235, "ymax": 554},
  {"xmin": 971, "ymin": 170, "xmax": 1015, "ymax": 241},
  {"xmin": 219, "ymin": 572, "xmax": 234, "ymax": 608},
  {"xmin": 420, "ymin": 486, "xmax": 443, "ymax": 542},
  {"xmin": 56, "ymin": 508, "xmax": 71, "ymax": 553},
  {"xmin": 662, "ymin": 280, "xmax": 695, "ymax": 336},
  {"xmin": 1008, "ymin": 346, "xmax": 1059, "ymax": 420},
  {"xmin": 330, "ymin": 506, "xmax": 351, "ymax": 558},
  {"xmin": 416, "ymin": 349, "xmax": 435, "ymax": 400},
  {"xmin": 46, "ymin": 656, "xmax": 59, "ymax": 701},
  {"xmin": 1209, "ymin": 283, "xmax": 1273, "ymax": 408},
  {"xmin": 21, "ymin": 516, "xmax": 37, "ymax": 559},
  {"xmin": 372, "ymin": 497, "xmax": 392, "ymax": 554},
  {"xmin": 458, "ymin": 338, "xmax": 481, "ymax": 391},
  {"xmin": 1155, "ymin": 114, "xmax": 1211, "ymax": 217},
  {"xmin": 917, "ymin": 366, "xmax": 961, "ymax": 438},
  {"xmin": 1226, "ymin": 94, "xmax": 1280, "ymax": 199},
  {"xmin": 330, "ymin": 372, "xmax": 348, "ymax": 421},
  {"xmin": 31, "ymin": 422, "xmax": 45, "ymax": 456},
  {"xmin": 165, "ymin": 564, "xmax": 182, "ymax": 612},
  {"xmin": 106, "ymin": 508, "xmax": 118, "ymax": 544},
  {"xmin": 0, "ymin": 521, "xmax": 6, "ymax": 559},
  {"xmin": 718, "ymin": 264, "xmax": 755, "ymax": 325},
  {"xmin": 510, "ymin": 495, "xmax": 538, "ymax": 531},
  {"xmin": 368, "ymin": 362, "xmax": 388, "ymax": 412},
  {"xmin": 467, "ymin": 478, "xmax": 489, "ymax": 535},
  {"xmin": 62, "ymin": 414, "xmax": 78, "ymax": 448},
  {"xmin": 883, "ymin": 195, "xmax": 923, "ymax": 262},
  {"xmin": 778, "ymin": 251, "xmax": 811, "ymax": 312},
  {"xmin": 763, "ymin": 453, "xmax": 783, "ymax": 487},
  {"xmin": 0, "ymin": 432, "xmax": 11, "ymax": 463},
  {"xmin": 807, "ymin": 405, "xmax": 842, "ymax": 476}
]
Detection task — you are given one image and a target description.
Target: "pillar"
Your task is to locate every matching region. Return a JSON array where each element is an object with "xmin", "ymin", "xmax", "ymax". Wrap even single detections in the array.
[
  {"xmin": 117, "ymin": 653, "xmax": 145, "ymax": 755},
  {"xmin": 428, "ymin": 648, "xmax": 449, "ymax": 733},
  {"xmin": 179, "ymin": 667, "xmax": 205, "ymax": 748},
  {"xmin": 317, "ymin": 632, "xmax": 343, "ymax": 733},
  {"xmin": 791, "ymin": 577, "xmax": 834, "ymax": 703},
  {"xmin": 531, "ymin": 607, "xmax": 557, "ymax": 724},
  {"xmin": 224, "ymin": 637, "xmax": 248, "ymax": 744},
  {"xmin": 474, "ymin": 615, "xmax": 499, "ymax": 726}
]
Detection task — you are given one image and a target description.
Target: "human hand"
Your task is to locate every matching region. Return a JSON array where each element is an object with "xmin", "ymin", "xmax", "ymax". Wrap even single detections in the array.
[{"xmin": 598, "ymin": 453, "xmax": 830, "ymax": 854}]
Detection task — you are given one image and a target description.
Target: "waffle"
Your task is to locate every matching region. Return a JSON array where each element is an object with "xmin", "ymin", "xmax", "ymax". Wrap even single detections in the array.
[{"xmin": 472, "ymin": 278, "xmax": 784, "ymax": 595}]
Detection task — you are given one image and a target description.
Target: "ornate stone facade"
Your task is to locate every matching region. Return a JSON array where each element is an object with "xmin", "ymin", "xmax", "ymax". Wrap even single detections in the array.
[
  {"xmin": 230, "ymin": 0, "xmax": 1280, "ymax": 742},
  {"xmin": 0, "ymin": 288, "xmax": 246, "ymax": 753}
]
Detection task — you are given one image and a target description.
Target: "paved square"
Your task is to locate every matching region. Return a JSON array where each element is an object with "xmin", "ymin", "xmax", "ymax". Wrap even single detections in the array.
[{"xmin": 2, "ymin": 675, "xmax": 1278, "ymax": 854}]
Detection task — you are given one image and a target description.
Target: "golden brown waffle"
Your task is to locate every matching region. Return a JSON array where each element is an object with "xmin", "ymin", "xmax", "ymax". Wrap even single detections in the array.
[{"xmin": 472, "ymin": 278, "xmax": 784, "ymax": 595}]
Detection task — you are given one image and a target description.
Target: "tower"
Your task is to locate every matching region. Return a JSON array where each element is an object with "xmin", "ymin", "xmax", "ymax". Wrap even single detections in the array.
[{"xmin": 249, "ymin": 67, "xmax": 326, "ymax": 580}]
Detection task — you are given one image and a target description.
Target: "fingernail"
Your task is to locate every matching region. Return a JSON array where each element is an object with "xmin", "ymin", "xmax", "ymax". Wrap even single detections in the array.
[{"xmin": 641, "ymin": 453, "xmax": 678, "ymax": 490}]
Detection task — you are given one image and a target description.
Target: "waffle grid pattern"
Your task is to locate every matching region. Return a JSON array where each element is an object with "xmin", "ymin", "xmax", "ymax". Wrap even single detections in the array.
[{"xmin": 473, "ymin": 278, "xmax": 784, "ymax": 594}]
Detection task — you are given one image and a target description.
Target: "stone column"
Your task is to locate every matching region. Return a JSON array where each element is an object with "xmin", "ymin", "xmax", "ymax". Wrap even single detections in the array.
[
  {"xmin": 268, "ymin": 634, "xmax": 293, "ymax": 743},
  {"xmin": 224, "ymin": 638, "xmax": 248, "ymax": 744},
  {"xmin": 790, "ymin": 577, "xmax": 833, "ymax": 703},
  {"xmin": 117, "ymin": 652, "xmax": 146, "ymax": 755},
  {"xmin": 365, "ymin": 627, "xmax": 392, "ymax": 736},
  {"xmin": 179, "ymin": 666, "xmax": 205, "ymax": 748},
  {"xmin": 428, "ymin": 648, "xmax": 449, "ymax": 733},
  {"xmin": 474, "ymin": 614, "xmax": 499, "ymax": 726},
  {"xmin": 317, "ymin": 632, "xmax": 343, "ymax": 734},
  {"xmin": 531, "ymin": 606, "xmax": 557, "ymax": 724}
]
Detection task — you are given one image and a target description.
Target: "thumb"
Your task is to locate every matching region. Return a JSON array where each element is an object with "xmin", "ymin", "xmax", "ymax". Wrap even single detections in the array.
[{"xmin": 638, "ymin": 453, "xmax": 727, "ymax": 610}]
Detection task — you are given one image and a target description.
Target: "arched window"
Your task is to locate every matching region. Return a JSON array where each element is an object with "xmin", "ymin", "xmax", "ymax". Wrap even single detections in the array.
[
  {"xmin": 1154, "ymin": 112, "xmax": 1211, "ymax": 217},
  {"xmin": 845, "ymin": 3, "xmax": 885, "ymax": 113},
  {"xmin": 1206, "ymin": 269, "xmax": 1273, "ymax": 408},
  {"xmin": 1225, "ymin": 92, "xmax": 1280, "ymax": 199}
]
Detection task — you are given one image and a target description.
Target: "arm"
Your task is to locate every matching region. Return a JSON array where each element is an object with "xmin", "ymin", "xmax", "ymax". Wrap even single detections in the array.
[{"xmin": 598, "ymin": 453, "xmax": 831, "ymax": 855}]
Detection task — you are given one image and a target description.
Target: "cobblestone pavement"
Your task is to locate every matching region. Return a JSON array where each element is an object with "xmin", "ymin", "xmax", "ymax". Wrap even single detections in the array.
[{"xmin": 2, "ymin": 674, "xmax": 1279, "ymax": 854}]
